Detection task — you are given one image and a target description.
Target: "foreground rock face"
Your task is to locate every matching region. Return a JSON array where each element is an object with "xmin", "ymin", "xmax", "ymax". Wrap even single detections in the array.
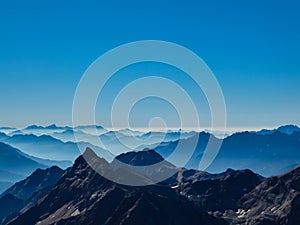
[
  {"xmin": 8, "ymin": 149, "xmax": 226, "ymax": 225},
  {"xmin": 229, "ymin": 166, "xmax": 300, "ymax": 225},
  {"xmin": 177, "ymin": 169, "xmax": 262, "ymax": 212}
]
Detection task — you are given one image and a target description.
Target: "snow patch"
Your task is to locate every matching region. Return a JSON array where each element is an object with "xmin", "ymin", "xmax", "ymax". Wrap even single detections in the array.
[{"xmin": 71, "ymin": 209, "xmax": 81, "ymax": 217}]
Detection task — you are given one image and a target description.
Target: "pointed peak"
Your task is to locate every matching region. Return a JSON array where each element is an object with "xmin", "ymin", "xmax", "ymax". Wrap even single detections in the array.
[
  {"xmin": 29, "ymin": 166, "xmax": 64, "ymax": 179},
  {"xmin": 49, "ymin": 165, "xmax": 64, "ymax": 172},
  {"xmin": 83, "ymin": 147, "xmax": 98, "ymax": 158},
  {"xmin": 225, "ymin": 168, "xmax": 235, "ymax": 173},
  {"xmin": 74, "ymin": 147, "xmax": 111, "ymax": 171}
]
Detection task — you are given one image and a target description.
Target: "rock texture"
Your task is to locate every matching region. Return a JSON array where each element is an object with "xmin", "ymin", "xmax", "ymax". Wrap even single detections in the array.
[
  {"xmin": 3, "ymin": 148, "xmax": 300, "ymax": 225},
  {"xmin": 177, "ymin": 169, "xmax": 262, "ymax": 212},
  {"xmin": 0, "ymin": 166, "xmax": 64, "ymax": 224},
  {"xmin": 8, "ymin": 149, "xmax": 226, "ymax": 225},
  {"xmin": 230, "ymin": 166, "xmax": 300, "ymax": 225}
]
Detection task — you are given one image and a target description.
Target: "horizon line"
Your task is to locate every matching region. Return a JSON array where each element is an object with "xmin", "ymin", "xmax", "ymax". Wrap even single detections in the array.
[{"xmin": 0, "ymin": 123, "xmax": 299, "ymax": 133}]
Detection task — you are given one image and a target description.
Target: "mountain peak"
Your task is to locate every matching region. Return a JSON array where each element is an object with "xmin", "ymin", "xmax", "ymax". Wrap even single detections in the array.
[
  {"xmin": 24, "ymin": 125, "xmax": 44, "ymax": 130},
  {"xmin": 277, "ymin": 124, "xmax": 300, "ymax": 135},
  {"xmin": 83, "ymin": 147, "xmax": 98, "ymax": 158},
  {"xmin": 73, "ymin": 147, "xmax": 111, "ymax": 174},
  {"xmin": 45, "ymin": 124, "xmax": 58, "ymax": 129},
  {"xmin": 74, "ymin": 147, "xmax": 96, "ymax": 167},
  {"xmin": 113, "ymin": 149, "xmax": 165, "ymax": 166},
  {"xmin": 1, "ymin": 166, "xmax": 64, "ymax": 200},
  {"xmin": 142, "ymin": 147, "xmax": 152, "ymax": 151},
  {"xmin": 30, "ymin": 165, "xmax": 63, "ymax": 178},
  {"xmin": 278, "ymin": 124, "xmax": 299, "ymax": 129}
]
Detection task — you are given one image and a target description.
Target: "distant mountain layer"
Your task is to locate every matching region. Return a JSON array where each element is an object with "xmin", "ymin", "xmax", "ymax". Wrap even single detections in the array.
[
  {"xmin": 155, "ymin": 130, "xmax": 300, "ymax": 176},
  {"xmin": 0, "ymin": 133, "xmax": 7, "ymax": 142},
  {"xmin": 1, "ymin": 132, "xmax": 71, "ymax": 169},
  {"xmin": 255, "ymin": 124, "xmax": 300, "ymax": 135},
  {"xmin": 1, "ymin": 124, "xmax": 300, "ymax": 177},
  {"xmin": 0, "ymin": 141, "xmax": 70, "ymax": 193},
  {"xmin": 24, "ymin": 124, "xmax": 69, "ymax": 130},
  {"xmin": 2, "ymin": 134, "xmax": 113, "ymax": 162},
  {"xmin": 0, "ymin": 142, "xmax": 46, "ymax": 178}
]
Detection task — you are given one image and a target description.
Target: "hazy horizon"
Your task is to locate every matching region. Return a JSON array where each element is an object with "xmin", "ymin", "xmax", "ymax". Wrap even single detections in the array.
[{"xmin": 0, "ymin": 123, "xmax": 299, "ymax": 133}]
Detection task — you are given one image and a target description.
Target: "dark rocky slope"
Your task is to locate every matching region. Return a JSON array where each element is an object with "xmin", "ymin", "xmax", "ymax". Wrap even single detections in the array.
[
  {"xmin": 229, "ymin": 166, "xmax": 300, "ymax": 225},
  {"xmin": 5, "ymin": 148, "xmax": 300, "ymax": 225},
  {"xmin": 0, "ymin": 166, "xmax": 64, "ymax": 224},
  {"xmin": 8, "ymin": 149, "xmax": 226, "ymax": 225}
]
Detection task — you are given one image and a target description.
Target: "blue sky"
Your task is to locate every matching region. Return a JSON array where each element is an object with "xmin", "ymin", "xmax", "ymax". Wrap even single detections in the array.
[{"xmin": 0, "ymin": 0, "xmax": 299, "ymax": 129}]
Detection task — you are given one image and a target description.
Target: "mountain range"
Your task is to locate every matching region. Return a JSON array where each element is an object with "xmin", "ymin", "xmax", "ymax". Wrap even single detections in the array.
[
  {"xmin": 154, "ymin": 127, "xmax": 300, "ymax": 176},
  {"xmin": 0, "ymin": 140, "xmax": 69, "ymax": 193},
  {"xmin": 0, "ymin": 166, "xmax": 64, "ymax": 224},
  {"xmin": 0, "ymin": 132, "xmax": 113, "ymax": 162},
  {"xmin": 255, "ymin": 125, "xmax": 300, "ymax": 135},
  {"xmin": 0, "ymin": 142, "xmax": 47, "ymax": 192},
  {"xmin": 0, "ymin": 148, "xmax": 299, "ymax": 225},
  {"xmin": 4, "ymin": 149, "xmax": 227, "ymax": 225},
  {"xmin": 1, "ymin": 124, "xmax": 300, "ymax": 178}
]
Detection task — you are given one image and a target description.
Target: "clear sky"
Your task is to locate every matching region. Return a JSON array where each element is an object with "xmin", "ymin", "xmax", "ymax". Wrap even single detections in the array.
[{"xmin": 0, "ymin": 0, "xmax": 299, "ymax": 129}]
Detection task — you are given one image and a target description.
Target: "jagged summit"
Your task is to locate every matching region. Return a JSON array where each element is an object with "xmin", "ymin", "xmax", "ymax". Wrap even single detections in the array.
[
  {"xmin": 83, "ymin": 147, "xmax": 98, "ymax": 158},
  {"xmin": 1, "ymin": 166, "xmax": 64, "ymax": 200},
  {"xmin": 2, "ymin": 146, "xmax": 300, "ymax": 225},
  {"xmin": 74, "ymin": 147, "xmax": 111, "ymax": 173},
  {"xmin": 7, "ymin": 147, "xmax": 227, "ymax": 225},
  {"xmin": 231, "ymin": 164, "xmax": 300, "ymax": 225},
  {"xmin": 0, "ymin": 166, "xmax": 64, "ymax": 223}
]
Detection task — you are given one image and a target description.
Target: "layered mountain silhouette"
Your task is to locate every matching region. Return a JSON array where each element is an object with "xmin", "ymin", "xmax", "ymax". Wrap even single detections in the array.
[
  {"xmin": 155, "ymin": 129, "xmax": 300, "ymax": 176},
  {"xmin": 0, "ymin": 133, "xmax": 7, "ymax": 142},
  {"xmin": 0, "ymin": 142, "xmax": 46, "ymax": 184},
  {"xmin": 7, "ymin": 149, "xmax": 226, "ymax": 225},
  {"xmin": 0, "ymin": 125, "xmax": 300, "ymax": 224},
  {"xmin": 1, "ymin": 166, "xmax": 64, "ymax": 200},
  {"xmin": 0, "ymin": 166, "xmax": 64, "ymax": 224},
  {"xmin": 1, "ymin": 148, "xmax": 298, "ymax": 225},
  {"xmin": 0, "ymin": 131, "xmax": 70, "ymax": 168},
  {"xmin": 255, "ymin": 125, "xmax": 300, "ymax": 135},
  {"xmin": 2, "ymin": 124, "xmax": 300, "ymax": 177},
  {"xmin": 1, "ymin": 133, "xmax": 113, "ymax": 162},
  {"xmin": 0, "ymin": 141, "xmax": 71, "ymax": 193}
]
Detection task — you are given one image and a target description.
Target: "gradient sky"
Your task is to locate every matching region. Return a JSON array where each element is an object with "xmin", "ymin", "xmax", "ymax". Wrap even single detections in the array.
[{"xmin": 0, "ymin": 0, "xmax": 299, "ymax": 129}]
